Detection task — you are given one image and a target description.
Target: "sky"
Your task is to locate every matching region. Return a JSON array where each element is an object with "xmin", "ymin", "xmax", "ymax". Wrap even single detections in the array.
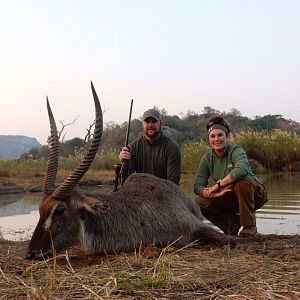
[{"xmin": 0, "ymin": 0, "xmax": 299, "ymax": 144}]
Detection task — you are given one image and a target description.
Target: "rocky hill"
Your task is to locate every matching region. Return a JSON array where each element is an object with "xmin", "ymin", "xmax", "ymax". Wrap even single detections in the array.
[{"xmin": 0, "ymin": 135, "xmax": 41, "ymax": 160}]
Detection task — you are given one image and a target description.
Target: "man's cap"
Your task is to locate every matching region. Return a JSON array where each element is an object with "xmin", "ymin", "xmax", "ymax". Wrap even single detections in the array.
[{"xmin": 142, "ymin": 109, "xmax": 161, "ymax": 121}]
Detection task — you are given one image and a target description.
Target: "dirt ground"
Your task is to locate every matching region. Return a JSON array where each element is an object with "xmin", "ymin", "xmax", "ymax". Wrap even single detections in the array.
[{"xmin": 0, "ymin": 234, "xmax": 299, "ymax": 299}]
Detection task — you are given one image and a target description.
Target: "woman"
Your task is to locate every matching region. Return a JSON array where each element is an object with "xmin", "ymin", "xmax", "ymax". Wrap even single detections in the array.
[{"xmin": 194, "ymin": 115, "xmax": 268, "ymax": 236}]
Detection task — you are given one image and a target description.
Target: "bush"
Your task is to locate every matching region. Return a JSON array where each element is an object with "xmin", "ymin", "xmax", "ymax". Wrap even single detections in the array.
[
  {"xmin": 231, "ymin": 130, "xmax": 300, "ymax": 172},
  {"xmin": 181, "ymin": 130, "xmax": 300, "ymax": 174}
]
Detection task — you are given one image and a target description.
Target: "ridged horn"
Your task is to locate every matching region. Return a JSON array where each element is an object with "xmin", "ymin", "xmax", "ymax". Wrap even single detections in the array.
[
  {"xmin": 42, "ymin": 97, "xmax": 59, "ymax": 197},
  {"xmin": 52, "ymin": 82, "xmax": 103, "ymax": 199}
]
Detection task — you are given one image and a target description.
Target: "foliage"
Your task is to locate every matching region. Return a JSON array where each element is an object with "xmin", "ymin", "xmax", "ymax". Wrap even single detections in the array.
[
  {"xmin": 101, "ymin": 119, "xmax": 142, "ymax": 151},
  {"xmin": 181, "ymin": 141, "xmax": 210, "ymax": 173},
  {"xmin": 2, "ymin": 130, "xmax": 300, "ymax": 179},
  {"xmin": 0, "ymin": 158, "xmax": 46, "ymax": 178},
  {"xmin": 15, "ymin": 106, "xmax": 300, "ymax": 161},
  {"xmin": 0, "ymin": 158, "xmax": 47, "ymax": 188},
  {"xmin": 7, "ymin": 106, "xmax": 300, "ymax": 176},
  {"xmin": 231, "ymin": 130, "xmax": 300, "ymax": 172},
  {"xmin": 180, "ymin": 129, "xmax": 300, "ymax": 173}
]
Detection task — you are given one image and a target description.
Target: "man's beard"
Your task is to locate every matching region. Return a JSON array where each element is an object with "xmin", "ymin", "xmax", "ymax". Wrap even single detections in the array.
[{"xmin": 144, "ymin": 128, "xmax": 161, "ymax": 139}]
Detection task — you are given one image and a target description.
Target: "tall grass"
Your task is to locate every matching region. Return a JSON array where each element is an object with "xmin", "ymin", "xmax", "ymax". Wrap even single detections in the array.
[
  {"xmin": 0, "ymin": 151, "xmax": 118, "ymax": 188},
  {"xmin": 0, "ymin": 159, "xmax": 47, "ymax": 178},
  {"xmin": 0, "ymin": 158, "xmax": 47, "ymax": 188},
  {"xmin": 58, "ymin": 151, "xmax": 118, "ymax": 171},
  {"xmin": 181, "ymin": 141, "xmax": 210, "ymax": 173},
  {"xmin": 1, "ymin": 130, "xmax": 300, "ymax": 185},
  {"xmin": 181, "ymin": 129, "xmax": 300, "ymax": 173},
  {"xmin": 231, "ymin": 130, "xmax": 300, "ymax": 172}
]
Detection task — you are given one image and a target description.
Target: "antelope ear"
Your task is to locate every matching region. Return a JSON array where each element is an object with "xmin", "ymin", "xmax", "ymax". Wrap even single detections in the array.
[{"xmin": 82, "ymin": 197, "xmax": 109, "ymax": 214}]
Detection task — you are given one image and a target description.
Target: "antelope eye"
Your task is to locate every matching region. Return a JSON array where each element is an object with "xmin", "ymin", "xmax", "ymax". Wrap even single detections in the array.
[{"xmin": 55, "ymin": 205, "xmax": 65, "ymax": 215}]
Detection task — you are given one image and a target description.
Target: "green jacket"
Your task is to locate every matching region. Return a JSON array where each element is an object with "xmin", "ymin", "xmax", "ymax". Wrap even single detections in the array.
[
  {"xmin": 194, "ymin": 144, "xmax": 258, "ymax": 196},
  {"xmin": 128, "ymin": 133, "xmax": 181, "ymax": 184}
]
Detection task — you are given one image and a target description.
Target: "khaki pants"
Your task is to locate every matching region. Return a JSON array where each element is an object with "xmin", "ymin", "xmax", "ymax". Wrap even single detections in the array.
[{"xmin": 195, "ymin": 177, "xmax": 268, "ymax": 235}]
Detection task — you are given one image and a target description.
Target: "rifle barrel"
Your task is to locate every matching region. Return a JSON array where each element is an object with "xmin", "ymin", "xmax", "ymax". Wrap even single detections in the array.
[
  {"xmin": 125, "ymin": 99, "xmax": 133, "ymax": 147},
  {"xmin": 121, "ymin": 99, "xmax": 133, "ymax": 187}
]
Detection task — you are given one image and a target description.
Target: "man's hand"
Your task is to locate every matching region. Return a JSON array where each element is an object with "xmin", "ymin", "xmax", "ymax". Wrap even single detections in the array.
[{"xmin": 119, "ymin": 147, "xmax": 131, "ymax": 162}]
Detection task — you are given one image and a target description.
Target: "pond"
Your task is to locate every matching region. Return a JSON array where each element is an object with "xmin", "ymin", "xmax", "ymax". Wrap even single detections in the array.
[
  {"xmin": 0, "ymin": 174, "xmax": 300, "ymax": 241},
  {"xmin": 181, "ymin": 174, "xmax": 300, "ymax": 235}
]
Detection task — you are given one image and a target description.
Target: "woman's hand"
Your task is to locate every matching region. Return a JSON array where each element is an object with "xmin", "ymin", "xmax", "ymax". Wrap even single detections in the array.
[
  {"xmin": 215, "ymin": 185, "xmax": 233, "ymax": 196},
  {"xmin": 209, "ymin": 183, "xmax": 220, "ymax": 193},
  {"xmin": 204, "ymin": 185, "xmax": 233, "ymax": 198}
]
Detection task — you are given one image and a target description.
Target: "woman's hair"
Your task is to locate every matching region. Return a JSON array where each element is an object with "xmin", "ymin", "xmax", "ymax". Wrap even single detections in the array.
[{"xmin": 206, "ymin": 115, "xmax": 231, "ymax": 134}]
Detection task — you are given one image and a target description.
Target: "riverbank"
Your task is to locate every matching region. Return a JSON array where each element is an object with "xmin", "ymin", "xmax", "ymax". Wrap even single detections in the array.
[{"xmin": 0, "ymin": 234, "xmax": 299, "ymax": 299}]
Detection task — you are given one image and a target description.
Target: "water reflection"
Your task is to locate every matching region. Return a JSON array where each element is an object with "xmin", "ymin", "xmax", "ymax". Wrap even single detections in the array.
[
  {"xmin": 256, "ymin": 175, "xmax": 300, "ymax": 235},
  {"xmin": 0, "ymin": 193, "xmax": 40, "ymax": 241},
  {"xmin": 0, "ymin": 175, "xmax": 299, "ymax": 241},
  {"xmin": 180, "ymin": 174, "xmax": 300, "ymax": 235}
]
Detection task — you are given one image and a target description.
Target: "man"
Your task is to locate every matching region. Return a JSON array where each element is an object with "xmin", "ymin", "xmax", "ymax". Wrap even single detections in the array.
[
  {"xmin": 194, "ymin": 115, "xmax": 268, "ymax": 236},
  {"xmin": 119, "ymin": 108, "xmax": 181, "ymax": 185}
]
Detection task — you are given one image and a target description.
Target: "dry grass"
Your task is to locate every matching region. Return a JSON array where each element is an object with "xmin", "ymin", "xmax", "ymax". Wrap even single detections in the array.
[
  {"xmin": 1, "ymin": 235, "xmax": 299, "ymax": 299},
  {"xmin": 0, "ymin": 169, "xmax": 114, "ymax": 190}
]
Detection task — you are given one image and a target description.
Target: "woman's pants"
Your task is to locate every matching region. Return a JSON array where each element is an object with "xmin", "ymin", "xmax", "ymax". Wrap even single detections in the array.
[{"xmin": 195, "ymin": 177, "xmax": 268, "ymax": 235}]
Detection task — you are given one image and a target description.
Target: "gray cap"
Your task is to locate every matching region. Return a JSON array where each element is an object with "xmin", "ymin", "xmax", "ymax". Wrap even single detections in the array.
[{"xmin": 142, "ymin": 109, "xmax": 161, "ymax": 121}]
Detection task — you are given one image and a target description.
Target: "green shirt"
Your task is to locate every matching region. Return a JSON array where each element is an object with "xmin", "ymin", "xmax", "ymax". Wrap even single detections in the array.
[
  {"xmin": 128, "ymin": 133, "xmax": 181, "ymax": 184},
  {"xmin": 194, "ymin": 144, "xmax": 258, "ymax": 196}
]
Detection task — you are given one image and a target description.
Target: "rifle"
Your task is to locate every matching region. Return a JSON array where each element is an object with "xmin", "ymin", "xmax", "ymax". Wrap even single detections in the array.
[
  {"xmin": 121, "ymin": 99, "xmax": 133, "ymax": 186},
  {"xmin": 112, "ymin": 99, "xmax": 133, "ymax": 191}
]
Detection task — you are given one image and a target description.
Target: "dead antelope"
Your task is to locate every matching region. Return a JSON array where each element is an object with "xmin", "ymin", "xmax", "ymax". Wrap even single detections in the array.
[{"xmin": 26, "ymin": 82, "xmax": 234, "ymax": 260}]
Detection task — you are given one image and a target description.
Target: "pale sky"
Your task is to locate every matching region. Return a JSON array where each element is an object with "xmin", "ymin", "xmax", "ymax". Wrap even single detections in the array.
[{"xmin": 1, "ymin": 0, "xmax": 299, "ymax": 144}]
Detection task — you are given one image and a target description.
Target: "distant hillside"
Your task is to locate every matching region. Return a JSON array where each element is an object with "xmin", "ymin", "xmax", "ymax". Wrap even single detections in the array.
[{"xmin": 0, "ymin": 135, "xmax": 41, "ymax": 160}]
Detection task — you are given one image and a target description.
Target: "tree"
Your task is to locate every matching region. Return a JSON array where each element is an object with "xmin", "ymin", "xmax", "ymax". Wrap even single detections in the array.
[
  {"xmin": 57, "ymin": 118, "xmax": 78, "ymax": 142},
  {"xmin": 229, "ymin": 108, "xmax": 242, "ymax": 116},
  {"xmin": 21, "ymin": 106, "xmax": 300, "ymax": 159},
  {"xmin": 202, "ymin": 106, "xmax": 221, "ymax": 117}
]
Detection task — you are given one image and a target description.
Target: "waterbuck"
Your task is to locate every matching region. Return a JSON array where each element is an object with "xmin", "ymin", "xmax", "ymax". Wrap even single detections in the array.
[{"xmin": 26, "ymin": 82, "xmax": 234, "ymax": 260}]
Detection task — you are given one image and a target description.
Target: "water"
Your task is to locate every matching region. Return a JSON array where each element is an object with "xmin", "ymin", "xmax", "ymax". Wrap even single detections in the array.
[
  {"xmin": 0, "ymin": 175, "xmax": 300, "ymax": 241},
  {"xmin": 256, "ymin": 175, "xmax": 300, "ymax": 235},
  {"xmin": 178, "ymin": 174, "xmax": 300, "ymax": 235}
]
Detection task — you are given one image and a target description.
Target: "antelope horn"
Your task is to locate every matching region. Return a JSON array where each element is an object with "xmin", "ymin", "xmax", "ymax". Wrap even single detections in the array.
[
  {"xmin": 42, "ymin": 97, "xmax": 59, "ymax": 197},
  {"xmin": 52, "ymin": 82, "xmax": 103, "ymax": 199}
]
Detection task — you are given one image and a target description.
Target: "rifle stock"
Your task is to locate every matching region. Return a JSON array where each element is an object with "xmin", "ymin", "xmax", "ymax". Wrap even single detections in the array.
[{"xmin": 113, "ymin": 163, "xmax": 122, "ymax": 192}]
